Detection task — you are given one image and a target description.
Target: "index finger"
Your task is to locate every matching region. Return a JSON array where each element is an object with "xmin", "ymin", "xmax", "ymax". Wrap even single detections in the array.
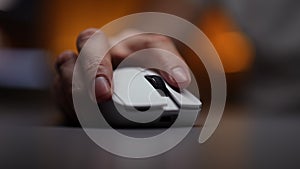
[{"xmin": 110, "ymin": 32, "xmax": 191, "ymax": 88}]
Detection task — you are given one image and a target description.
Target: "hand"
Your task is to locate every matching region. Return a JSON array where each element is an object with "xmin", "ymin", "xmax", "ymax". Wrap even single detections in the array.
[{"xmin": 54, "ymin": 28, "xmax": 191, "ymax": 125}]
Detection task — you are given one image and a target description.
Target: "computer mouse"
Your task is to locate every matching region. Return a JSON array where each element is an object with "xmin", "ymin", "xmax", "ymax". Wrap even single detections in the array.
[{"xmin": 99, "ymin": 67, "xmax": 201, "ymax": 128}]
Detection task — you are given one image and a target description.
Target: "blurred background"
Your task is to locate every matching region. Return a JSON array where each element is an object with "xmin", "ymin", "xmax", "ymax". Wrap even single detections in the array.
[
  {"xmin": 1, "ymin": 1, "xmax": 300, "ymax": 168},
  {"xmin": 0, "ymin": 0, "xmax": 299, "ymax": 126}
]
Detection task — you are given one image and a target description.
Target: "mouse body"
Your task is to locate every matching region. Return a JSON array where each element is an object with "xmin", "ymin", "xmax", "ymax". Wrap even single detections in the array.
[{"xmin": 99, "ymin": 67, "xmax": 201, "ymax": 128}]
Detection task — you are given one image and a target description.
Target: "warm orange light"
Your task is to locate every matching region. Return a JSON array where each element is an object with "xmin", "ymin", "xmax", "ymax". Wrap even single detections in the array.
[
  {"xmin": 199, "ymin": 7, "xmax": 254, "ymax": 73},
  {"xmin": 211, "ymin": 32, "xmax": 253, "ymax": 73},
  {"xmin": 42, "ymin": 2, "xmax": 254, "ymax": 73},
  {"xmin": 42, "ymin": 0, "xmax": 143, "ymax": 56}
]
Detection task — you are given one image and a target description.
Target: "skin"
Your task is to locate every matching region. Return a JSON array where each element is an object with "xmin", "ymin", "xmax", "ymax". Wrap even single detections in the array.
[{"xmin": 54, "ymin": 28, "xmax": 191, "ymax": 125}]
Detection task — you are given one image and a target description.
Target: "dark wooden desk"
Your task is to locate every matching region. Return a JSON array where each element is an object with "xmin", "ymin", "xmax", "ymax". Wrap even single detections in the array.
[{"xmin": 0, "ymin": 112, "xmax": 299, "ymax": 169}]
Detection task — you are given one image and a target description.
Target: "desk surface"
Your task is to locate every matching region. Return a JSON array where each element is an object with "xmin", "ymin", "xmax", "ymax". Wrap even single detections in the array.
[{"xmin": 0, "ymin": 114, "xmax": 299, "ymax": 169}]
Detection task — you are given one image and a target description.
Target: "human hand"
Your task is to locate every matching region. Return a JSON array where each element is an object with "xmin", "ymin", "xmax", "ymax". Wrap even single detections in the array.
[{"xmin": 54, "ymin": 28, "xmax": 191, "ymax": 125}]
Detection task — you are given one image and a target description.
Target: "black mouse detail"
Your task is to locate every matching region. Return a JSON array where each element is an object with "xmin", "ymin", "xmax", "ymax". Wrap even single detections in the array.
[{"xmin": 145, "ymin": 75, "xmax": 169, "ymax": 96}]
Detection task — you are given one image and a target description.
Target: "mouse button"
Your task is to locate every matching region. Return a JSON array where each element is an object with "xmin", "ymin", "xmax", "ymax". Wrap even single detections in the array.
[
  {"xmin": 111, "ymin": 94, "xmax": 125, "ymax": 105},
  {"xmin": 112, "ymin": 68, "xmax": 140, "ymax": 105},
  {"xmin": 165, "ymin": 84, "xmax": 202, "ymax": 109},
  {"xmin": 113, "ymin": 67, "xmax": 166, "ymax": 108},
  {"xmin": 127, "ymin": 72, "xmax": 166, "ymax": 108},
  {"xmin": 163, "ymin": 97, "xmax": 179, "ymax": 111}
]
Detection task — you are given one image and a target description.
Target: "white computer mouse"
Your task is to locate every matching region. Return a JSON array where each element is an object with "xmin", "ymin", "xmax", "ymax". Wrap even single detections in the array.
[{"xmin": 99, "ymin": 67, "xmax": 201, "ymax": 128}]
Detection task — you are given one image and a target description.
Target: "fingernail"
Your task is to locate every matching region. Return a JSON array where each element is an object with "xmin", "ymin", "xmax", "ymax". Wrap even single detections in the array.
[
  {"xmin": 171, "ymin": 67, "xmax": 189, "ymax": 83},
  {"xmin": 95, "ymin": 76, "xmax": 111, "ymax": 101}
]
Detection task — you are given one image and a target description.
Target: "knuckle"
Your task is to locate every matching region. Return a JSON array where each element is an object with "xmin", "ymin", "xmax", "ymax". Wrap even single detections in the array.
[
  {"xmin": 96, "ymin": 63, "xmax": 111, "ymax": 77},
  {"xmin": 77, "ymin": 28, "xmax": 98, "ymax": 49},
  {"xmin": 55, "ymin": 51, "xmax": 75, "ymax": 73},
  {"xmin": 154, "ymin": 35, "xmax": 172, "ymax": 43},
  {"xmin": 56, "ymin": 51, "xmax": 73, "ymax": 63},
  {"xmin": 85, "ymin": 57, "xmax": 110, "ymax": 74},
  {"xmin": 150, "ymin": 34, "xmax": 172, "ymax": 43},
  {"xmin": 143, "ymin": 34, "xmax": 172, "ymax": 48}
]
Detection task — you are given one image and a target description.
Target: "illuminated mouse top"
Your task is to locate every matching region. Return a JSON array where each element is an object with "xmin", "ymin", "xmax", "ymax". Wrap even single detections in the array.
[{"xmin": 112, "ymin": 67, "xmax": 201, "ymax": 111}]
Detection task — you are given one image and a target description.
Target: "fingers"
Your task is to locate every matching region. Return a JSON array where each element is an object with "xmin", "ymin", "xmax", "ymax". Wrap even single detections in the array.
[
  {"xmin": 94, "ymin": 59, "xmax": 113, "ymax": 102},
  {"xmin": 54, "ymin": 50, "xmax": 79, "ymax": 125},
  {"xmin": 110, "ymin": 32, "xmax": 191, "ymax": 88},
  {"xmin": 76, "ymin": 28, "xmax": 113, "ymax": 102},
  {"xmin": 55, "ymin": 50, "xmax": 77, "ymax": 89},
  {"xmin": 76, "ymin": 28, "xmax": 99, "ymax": 52}
]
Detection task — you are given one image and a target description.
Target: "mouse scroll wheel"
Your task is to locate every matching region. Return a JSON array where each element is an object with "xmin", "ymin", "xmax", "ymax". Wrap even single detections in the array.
[
  {"xmin": 145, "ymin": 75, "xmax": 166, "ymax": 89},
  {"xmin": 145, "ymin": 75, "xmax": 169, "ymax": 95}
]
